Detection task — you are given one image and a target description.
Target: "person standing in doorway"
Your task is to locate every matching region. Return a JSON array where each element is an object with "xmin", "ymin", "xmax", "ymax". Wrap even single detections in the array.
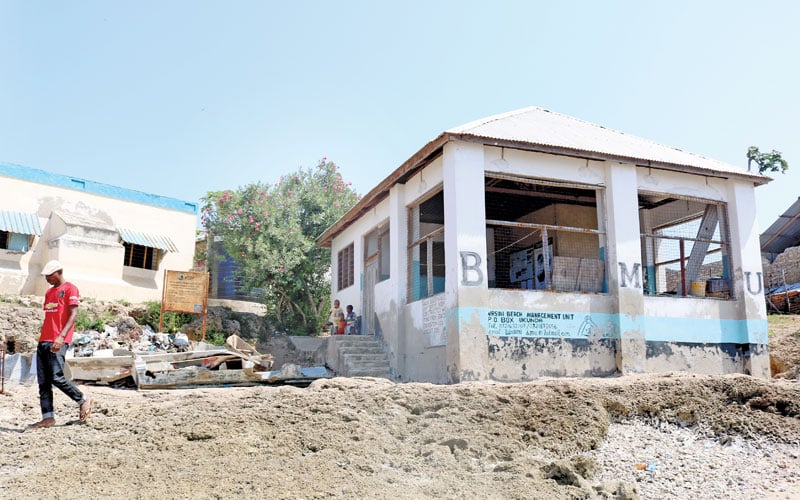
[
  {"xmin": 327, "ymin": 299, "xmax": 345, "ymax": 335},
  {"xmin": 27, "ymin": 260, "xmax": 92, "ymax": 429},
  {"xmin": 344, "ymin": 305, "xmax": 357, "ymax": 335}
]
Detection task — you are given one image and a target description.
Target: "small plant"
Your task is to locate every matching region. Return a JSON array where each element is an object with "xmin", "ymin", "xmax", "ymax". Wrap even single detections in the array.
[
  {"xmin": 117, "ymin": 299, "xmax": 131, "ymax": 307},
  {"xmin": 74, "ymin": 309, "xmax": 115, "ymax": 332},
  {"xmin": 204, "ymin": 330, "xmax": 226, "ymax": 346},
  {"xmin": 75, "ymin": 309, "xmax": 94, "ymax": 332},
  {"xmin": 140, "ymin": 301, "xmax": 194, "ymax": 333}
]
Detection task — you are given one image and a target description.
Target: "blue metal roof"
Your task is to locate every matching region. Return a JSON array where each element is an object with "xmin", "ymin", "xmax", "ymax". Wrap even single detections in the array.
[
  {"xmin": 0, "ymin": 162, "xmax": 197, "ymax": 214},
  {"xmin": 119, "ymin": 228, "xmax": 179, "ymax": 252},
  {"xmin": 0, "ymin": 211, "xmax": 43, "ymax": 235}
]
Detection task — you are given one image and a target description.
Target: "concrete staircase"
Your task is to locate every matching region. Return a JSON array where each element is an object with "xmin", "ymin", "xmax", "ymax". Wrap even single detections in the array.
[{"xmin": 326, "ymin": 335, "xmax": 391, "ymax": 379}]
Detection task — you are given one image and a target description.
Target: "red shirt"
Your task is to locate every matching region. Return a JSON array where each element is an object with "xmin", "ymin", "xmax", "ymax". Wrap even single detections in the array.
[{"xmin": 40, "ymin": 282, "xmax": 80, "ymax": 344}]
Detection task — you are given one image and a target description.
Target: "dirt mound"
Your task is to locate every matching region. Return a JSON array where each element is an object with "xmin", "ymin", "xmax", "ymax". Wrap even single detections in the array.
[
  {"xmin": 1, "ymin": 373, "xmax": 798, "ymax": 499},
  {"xmin": 769, "ymin": 315, "xmax": 800, "ymax": 378}
]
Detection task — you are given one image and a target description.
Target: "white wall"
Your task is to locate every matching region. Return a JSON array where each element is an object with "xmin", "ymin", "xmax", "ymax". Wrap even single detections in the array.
[
  {"xmin": 326, "ymin": 140, "xmax": 770, "ymax": 382},
  {"xmin": 0, "ymin": 175, "xmax": 196, "ymax": 301}
]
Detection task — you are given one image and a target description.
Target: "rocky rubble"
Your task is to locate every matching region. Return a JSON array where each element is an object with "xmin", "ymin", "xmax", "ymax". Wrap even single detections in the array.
[
  {"xmin": 591, "ymin": 419, "xmax": 800, "ymax": 499},
  {"xmin": 0, "ymin": 295, "xmax": 269, "ymax": 356}
]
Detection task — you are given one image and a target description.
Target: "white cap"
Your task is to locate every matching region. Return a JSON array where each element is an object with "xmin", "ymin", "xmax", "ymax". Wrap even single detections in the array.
[{"xmin": 41, "ymin": 260, "xmax": 63, "ymax": 276}]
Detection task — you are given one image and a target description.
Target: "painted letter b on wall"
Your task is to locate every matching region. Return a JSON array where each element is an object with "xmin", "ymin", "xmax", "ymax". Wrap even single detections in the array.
[{"xmin": 460, "ymin": 251, "xmax": 483, "ymax": 286}]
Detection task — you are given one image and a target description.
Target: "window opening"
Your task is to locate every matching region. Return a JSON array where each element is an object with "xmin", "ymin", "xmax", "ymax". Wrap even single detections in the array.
[
  {"xmin": 485, "ymin": 176, "xmax": 606, "ymax": 292},
  {"xmin": 337, "ymin": 243, "xmax": 354, "ymax": 291},
  {"xmin": 408, "ymin": 191, "xmax": 445, "ymax": 301},
  {"xmin": 124, "ymin": 242, "xmax": 159, "ymax": 270},
  {"xmin": 0, "ymin": 230, "xmax": 33, "ymax": 252},
  {"xmin": 638, "ymin": 193, "xmax": 732, "ymax": 299}
]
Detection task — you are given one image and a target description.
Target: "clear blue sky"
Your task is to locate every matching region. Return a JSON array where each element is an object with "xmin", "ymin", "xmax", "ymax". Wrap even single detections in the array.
[{"xmin": 2, "ymin": 1, "xmax": 798, "ymax": 232}]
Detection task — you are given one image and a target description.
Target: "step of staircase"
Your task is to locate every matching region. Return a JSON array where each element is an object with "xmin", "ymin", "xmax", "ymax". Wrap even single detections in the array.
[
  {"xmin": 349, "ymin": 366, "xmax": 391, "ymax": 377},
  {"xmin": 327, "ymin": 335, "xmax": 391, "ymax": 379}
]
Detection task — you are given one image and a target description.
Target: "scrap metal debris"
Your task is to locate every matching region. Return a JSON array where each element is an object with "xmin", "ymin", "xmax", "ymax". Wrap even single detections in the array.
[{"xmin": 65, "ymin": 334, "xmax": 329, "ymax": 389}]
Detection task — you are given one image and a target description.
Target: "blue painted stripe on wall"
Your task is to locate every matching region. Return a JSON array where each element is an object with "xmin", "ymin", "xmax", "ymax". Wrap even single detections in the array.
[
  {"xmin": 455, "ymin": 306, "xmax": 767, "ymax": 345},
  {"xmin": 0, "ymin": 162, "xmax": 197, "ymax": 214},
  {"xmin": 457, "ymin": 307, "xmax": 622, "ymax": 340},
  {"xmin": 642, "ymin": 317, "xmax": 767, "ymax": 344}
]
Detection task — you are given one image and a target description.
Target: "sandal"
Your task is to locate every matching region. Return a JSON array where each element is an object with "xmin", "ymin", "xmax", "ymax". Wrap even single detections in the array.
[{"xmin": 79, "ymin": 398, "xmax": 93, "ymax": 423}]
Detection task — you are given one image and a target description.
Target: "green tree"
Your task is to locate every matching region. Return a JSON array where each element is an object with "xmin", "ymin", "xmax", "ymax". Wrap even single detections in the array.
[
  {"xmin": 201, "ymin": 159, "xmax": 359, "ymax": 335},
  {"xmin": 747, "ymin": 146, "xmax": 788, "ymax": 174}
]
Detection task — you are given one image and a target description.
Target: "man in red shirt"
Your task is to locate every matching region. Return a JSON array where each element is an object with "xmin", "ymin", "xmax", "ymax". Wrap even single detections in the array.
[{"xmin": 27, "ymin": 260, "xmax": 93, "ymax": 429}]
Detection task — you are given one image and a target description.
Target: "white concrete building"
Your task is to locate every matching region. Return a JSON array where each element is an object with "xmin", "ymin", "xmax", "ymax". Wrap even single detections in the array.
[
  {"xmin": 318, "ymin": 107, "xmax": 771, "ymax": 383},
  {"xmin": 0, "ymin": 162, "xmax": 197, "ymax": 302}
]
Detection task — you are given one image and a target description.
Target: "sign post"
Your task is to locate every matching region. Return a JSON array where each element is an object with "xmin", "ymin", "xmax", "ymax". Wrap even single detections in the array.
[{"xmin": 160, "ymin": 270, "xmax": 210, "ymax": 340}]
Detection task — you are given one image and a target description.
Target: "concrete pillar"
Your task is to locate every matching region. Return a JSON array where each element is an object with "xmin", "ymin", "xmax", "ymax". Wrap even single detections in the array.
[
  {"xmin": 442, "ymin": 140, "xmax": 490, "ymax": 382},
  {"xmin": 727, "ymin": 180, "xmax": 770, "ymax": 378},
  {"xmin": 388, "ymin": 183, "xmax": 409, "ymax": 378},
  {"xmin": 605, "ymin": 163, "xmax": 646, "ymax": 374}
]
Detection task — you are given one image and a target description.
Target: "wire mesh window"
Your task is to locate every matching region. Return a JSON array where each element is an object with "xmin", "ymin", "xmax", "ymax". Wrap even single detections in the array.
[
  {"xmin": 485, "ymin": 175, "xmax": 606, "ymax": 292},
  {"xmin": 124, "ymin": 243, "xmax": 159, "ymax": 270},
  {"xmin": 639, "ymin": 193, "xmax": 732, "ymax": 299},
  {"xmin": 337, "ymin": 243, "xmax": 354, "ymax": 291},
  {"xmin": 408, "ymin": 191, "xmax": 445, "ymax": 302}
]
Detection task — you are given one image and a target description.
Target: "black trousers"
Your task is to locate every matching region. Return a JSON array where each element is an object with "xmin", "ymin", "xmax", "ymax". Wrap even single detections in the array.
[{"xmin": 36, "ymin": 342, "xmax": 84, "ymax": 418}]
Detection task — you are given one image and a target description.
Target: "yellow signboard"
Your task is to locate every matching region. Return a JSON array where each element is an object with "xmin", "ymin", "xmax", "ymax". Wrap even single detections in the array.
[{"xmin": 162, "ymin": 270, "xmax": 209, "ymax": 314}]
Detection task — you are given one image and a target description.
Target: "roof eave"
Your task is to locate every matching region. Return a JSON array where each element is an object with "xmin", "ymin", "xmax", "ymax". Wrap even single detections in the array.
[
  {"xmin": 451, "ymin": 133, "xmax": 771, "ymax": 186},
  {"xmin": 317, "ymin": 132, "xmax": 771, "ymax": 247},
  {"xmin": 316, "ymin": 133, "xmax": 449, "ymax": 247}
]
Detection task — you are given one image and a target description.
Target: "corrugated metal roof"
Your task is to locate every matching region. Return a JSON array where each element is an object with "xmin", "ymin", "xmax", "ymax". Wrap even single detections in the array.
[
  {"xmin": 119, "ymin": 228, "xmax": 178, "ymax": 252},
  {"xmin": 761, "ymin": 197, "xmax": 800, "ymax": 258},
  {"xmin": 448, "ymin": 107, "xmax": 765, "ymax": 181},
  {"xmin": 317, "ymin": 106, "xmax": 769, "ymax": 246},
  {"xmin": 0, "ymin": 210, "xmax": 42, "ymax": 235}
]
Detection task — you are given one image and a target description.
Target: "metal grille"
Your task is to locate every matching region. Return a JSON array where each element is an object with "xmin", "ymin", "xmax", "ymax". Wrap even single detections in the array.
[
  {"xmin": 485, "ymin": 177, "xmax": 606, "ymax": 293},
  {"xmin": 639, "ymin": 193, "xmax": 732, "ymax": 299},
  {"xmin": 487, "ymin": 223, "xmax": 605, "ymax": 292},
  {"xmin": 407, "ymin": 191, "xmax": 445, "ymax": 302}
]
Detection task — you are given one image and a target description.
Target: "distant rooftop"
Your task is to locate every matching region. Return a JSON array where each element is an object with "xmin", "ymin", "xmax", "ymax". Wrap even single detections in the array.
[
  {"xmin": 0, "ymin": 162, "xmax": 197, "ymax": 214},
  {"xmin": 761, "ymin": 197, "xmax": 800, "ymax": 261}
]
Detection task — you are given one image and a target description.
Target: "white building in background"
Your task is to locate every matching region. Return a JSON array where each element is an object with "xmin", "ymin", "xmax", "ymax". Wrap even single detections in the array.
[
  {"xmin": 0, "ymin": 162, "xmax": 197, "ymax": 302},
  {"xmin": 318, "ymin": 107, "xmax": 771, "ymax": 383}
]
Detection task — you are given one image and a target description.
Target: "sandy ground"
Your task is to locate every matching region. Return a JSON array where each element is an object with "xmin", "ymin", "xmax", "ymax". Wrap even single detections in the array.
[
  {"xmin": 1, "ymin": 373, "xmax": 799, "ymax": 499},
  {"xmin": 3, "ymin": 307, "xmax": 799, "ymax": 499}
]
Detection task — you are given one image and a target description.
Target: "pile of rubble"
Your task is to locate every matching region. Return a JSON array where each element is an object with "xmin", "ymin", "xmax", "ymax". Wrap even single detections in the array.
[
  {"xmin": 3, "ymin": 330, "xmax": 329, "ymax": 391},
  {"xmin": 66, "ymin": 334, "xmax": 283, "ymax": 389},
  {"xmin": 1, "ymin": 297, "xmax": 330, "ymax": 392},
  {"xmin": 71, "ymin": 323, "xmax": 194, "ymax": 358}
]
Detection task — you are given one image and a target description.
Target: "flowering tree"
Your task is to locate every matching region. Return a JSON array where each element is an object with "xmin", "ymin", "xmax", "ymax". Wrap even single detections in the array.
[{"xmin": 201, "ymin": 159, "xmax": 359, "ymax": 334}]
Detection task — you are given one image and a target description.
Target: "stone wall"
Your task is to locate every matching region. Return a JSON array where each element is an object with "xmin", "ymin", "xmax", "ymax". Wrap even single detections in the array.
[{"xmin": 764, "ymin": 246, "xmax": 800, "ymax": 291}]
